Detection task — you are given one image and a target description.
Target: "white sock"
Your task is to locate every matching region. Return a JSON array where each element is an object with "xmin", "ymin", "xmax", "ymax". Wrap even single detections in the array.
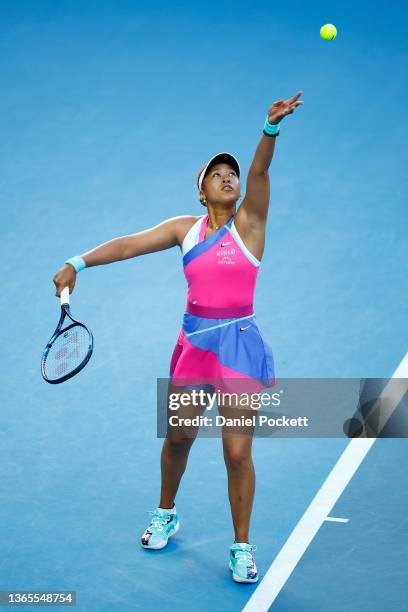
[{"xmin": 157, "ymin": 504, "xmax": 176, "ymax": 514}]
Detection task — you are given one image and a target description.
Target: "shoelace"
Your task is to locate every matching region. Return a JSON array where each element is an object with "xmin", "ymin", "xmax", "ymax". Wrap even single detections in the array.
[
  {"xmin": 147, "ymin": 510, "xmax": 170, "ymax": 532},
  {"xmin": 232, "ymin": 544, "xmax": 257, "ymax": 565},
  {"xmin": 235, "ymin": 551, "xmax": 255, "ymax": 565}
]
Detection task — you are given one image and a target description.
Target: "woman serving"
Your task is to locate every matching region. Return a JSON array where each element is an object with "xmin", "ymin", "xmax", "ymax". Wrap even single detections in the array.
[{"xmin": 53, "ymin": 91, "xmax": 303, "ymax": 583}]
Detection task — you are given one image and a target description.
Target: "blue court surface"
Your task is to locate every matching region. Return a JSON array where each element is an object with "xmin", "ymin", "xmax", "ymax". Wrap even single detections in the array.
[{"xmin": 1, "ymin": 1, "xmax": 407, "ymax": 611}]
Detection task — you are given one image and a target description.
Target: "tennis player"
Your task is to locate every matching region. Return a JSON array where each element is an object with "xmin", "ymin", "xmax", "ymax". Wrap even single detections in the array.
[{"xmin": 53, "ymin": 92, "xmax": 303, "ymax": 583}]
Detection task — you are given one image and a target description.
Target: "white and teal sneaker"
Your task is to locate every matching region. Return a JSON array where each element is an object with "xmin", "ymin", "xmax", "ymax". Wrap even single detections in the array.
[
  {"xmin": 229, "ymin": 542, "xmax": 258, "ymax": 583},
  {"xmin": 140, "ymin": 506, "xmax": 180, "ymax": 550}
]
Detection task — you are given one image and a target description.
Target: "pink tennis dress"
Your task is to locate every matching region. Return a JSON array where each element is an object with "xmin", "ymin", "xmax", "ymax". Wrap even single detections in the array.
[{"xmin": 169, "ymin": 213, "xmax": 275, "ymax": 393}]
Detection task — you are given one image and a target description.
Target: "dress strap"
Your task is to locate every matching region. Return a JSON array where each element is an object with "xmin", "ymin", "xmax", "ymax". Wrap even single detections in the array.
[{"xmin": 198, "ymin": 215, "xmax": 209, "ymax": 243}]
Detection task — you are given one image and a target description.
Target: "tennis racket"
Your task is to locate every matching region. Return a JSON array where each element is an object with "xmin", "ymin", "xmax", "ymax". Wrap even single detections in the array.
[{"xmin": 41, "ymin": 286, "xmax": 94, "ymax": 384}]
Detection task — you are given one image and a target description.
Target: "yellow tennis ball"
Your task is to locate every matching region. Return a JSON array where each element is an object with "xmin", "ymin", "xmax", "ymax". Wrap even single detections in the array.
[{"xmin": 320, "ymin": 23, "xmax": 337, "ymax": 40}]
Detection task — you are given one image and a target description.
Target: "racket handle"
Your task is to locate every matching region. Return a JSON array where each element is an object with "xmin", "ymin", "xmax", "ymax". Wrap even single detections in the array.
[{"xmin": 60, "ymin": 286, "xmax": 70, "ymax": 306}]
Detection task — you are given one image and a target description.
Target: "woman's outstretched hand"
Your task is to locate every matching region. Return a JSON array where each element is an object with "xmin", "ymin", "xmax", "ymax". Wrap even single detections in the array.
[{"xmin": 267, "ymin": 91, "xmax": 304, "ymax": 124}]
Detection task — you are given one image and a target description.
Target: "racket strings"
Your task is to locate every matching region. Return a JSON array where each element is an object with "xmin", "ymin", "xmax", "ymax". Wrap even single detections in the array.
[{"xmin": 44, "ymin": 324, "xmax": 91, "ymax": 380}]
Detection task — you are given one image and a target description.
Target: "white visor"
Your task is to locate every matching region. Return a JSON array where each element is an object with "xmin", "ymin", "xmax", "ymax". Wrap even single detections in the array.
[{"xmin": 198, "ymin": 152, "xmax": 240, "ymax": 191}]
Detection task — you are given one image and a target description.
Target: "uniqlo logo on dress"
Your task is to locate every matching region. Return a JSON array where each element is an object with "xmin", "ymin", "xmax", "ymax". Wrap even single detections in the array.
[{"xmin": 216, "ymin": 247, "xmax": 236, "ymax": 264}]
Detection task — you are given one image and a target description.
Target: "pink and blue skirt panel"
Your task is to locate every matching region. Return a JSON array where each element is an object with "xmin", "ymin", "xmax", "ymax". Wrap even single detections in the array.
[{"xmin": 169, "ymin": 312, "xmax": 275, "ymax": 393}]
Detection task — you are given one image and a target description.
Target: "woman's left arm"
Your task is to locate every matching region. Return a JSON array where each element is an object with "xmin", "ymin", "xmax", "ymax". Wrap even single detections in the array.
[{"xmin": 238, "ymin": 91, "xmax": 304, "ymax": 226}]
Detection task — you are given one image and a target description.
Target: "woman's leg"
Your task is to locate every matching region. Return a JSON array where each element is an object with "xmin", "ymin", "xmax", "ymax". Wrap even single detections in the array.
[
  {"xmin": 219, "ymin": 393, "xmax": 256, "ymax": 543},
  {"xmin": 222, "ymin": 432, "xmax": 255, "ymax": 543},
  {"xmin": 159, "ymin": 436, "xmax": 195, "ymax": 508},
  {"xmin": 158, "ymin": 383, "xmax": 206, "ymax": 508}
]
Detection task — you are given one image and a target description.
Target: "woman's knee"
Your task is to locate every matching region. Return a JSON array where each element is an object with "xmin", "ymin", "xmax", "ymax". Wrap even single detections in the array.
[
  {"xmin": 223, "ymin": 443, "xmax": 252, "ymax": 472},
  {"xmin": 166, "ymin": 436, "xmax": 195, "ymax": 456}
]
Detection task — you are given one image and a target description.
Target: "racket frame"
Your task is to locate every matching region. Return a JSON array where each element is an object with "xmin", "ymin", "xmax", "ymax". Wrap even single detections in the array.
[{"xmin": 41, "ymin": 286, "xmax": 94, "ymax": 384}]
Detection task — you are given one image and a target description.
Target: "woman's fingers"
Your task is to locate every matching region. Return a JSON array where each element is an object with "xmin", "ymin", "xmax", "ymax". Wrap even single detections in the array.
[
  {"xmin": 271, "ymin": 92, "xmax": 303, "ymax": 111},
  {"xmin": 288, "ymin": 91, "xmax": 303, "ymax": 103},
  {"xmin": 52, "ymin": 265, "xmax": 76, "ymax": 298},
  {"xmin": 53, "ymin": 277, "xmax": 60, "ymax": 297},
  {"xmin": 285, "ymin": 101, "xmax": 304, "ymax": 114}
]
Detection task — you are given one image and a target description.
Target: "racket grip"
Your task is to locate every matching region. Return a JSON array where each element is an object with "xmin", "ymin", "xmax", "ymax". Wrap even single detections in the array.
[{"xmin": 60, "ymin": 286, "xmax": 70, "ymax": 306}]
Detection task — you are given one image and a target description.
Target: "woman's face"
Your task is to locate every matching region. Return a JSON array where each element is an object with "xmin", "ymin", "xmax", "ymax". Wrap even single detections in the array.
[{"xmin": 201, "ymin": 163, "xmax": 240, "ymax": 205}]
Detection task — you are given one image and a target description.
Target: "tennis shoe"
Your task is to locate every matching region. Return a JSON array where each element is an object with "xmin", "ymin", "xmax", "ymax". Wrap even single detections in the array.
[
  {"xmin": 141, "ymin": 507, "xmax": 179, "ymax": 550},
  {"xmin": 229, "ymin": 542, "xmax": 258, "ymax": 583}
]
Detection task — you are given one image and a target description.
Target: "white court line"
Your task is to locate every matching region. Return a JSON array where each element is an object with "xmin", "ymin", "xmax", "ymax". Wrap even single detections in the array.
[
  {"xmin": 243, "ymin": 352, "xmax": 408, "ymax": 612},
  {"xmin": 325, "ymin": 517, "xmax": 349, "ymax": 523}
]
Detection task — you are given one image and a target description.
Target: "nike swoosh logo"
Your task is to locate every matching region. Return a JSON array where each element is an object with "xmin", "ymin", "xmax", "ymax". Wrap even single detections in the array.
[
  {"xmin": 240, "ymin": 325, "xmax": 250, "ymax": 331},
  {"xmin": 221, "ymin": 242, "xmax": 232, "ymax": 247}
]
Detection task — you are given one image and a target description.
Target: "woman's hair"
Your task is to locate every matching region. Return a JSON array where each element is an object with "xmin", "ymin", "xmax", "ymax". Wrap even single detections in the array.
[{"xmin": 195, "ymin": 164, "xmax": 207, "ymax": 207}]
